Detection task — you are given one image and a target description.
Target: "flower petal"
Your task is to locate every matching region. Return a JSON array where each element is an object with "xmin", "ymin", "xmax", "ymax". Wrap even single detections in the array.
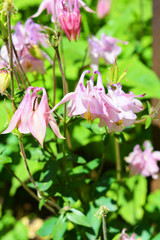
[
  {"xmin": 48, "ymin": 114, "xmax": 64, "ymax": 139},
  {"xmin": 29, "ymin": 111, "xmax": 46, "ymax": 147}
]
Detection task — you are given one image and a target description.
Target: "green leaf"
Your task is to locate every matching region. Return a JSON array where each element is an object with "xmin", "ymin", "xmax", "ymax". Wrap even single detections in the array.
[
  {"xmin": 152, "ymin": 233, "xmax": 160, "ymax": 240},
  {"xmin": 66, "ymin": 208, "xmax": 91, "ymax": 228},
  {"xmin": 0, "ymin": 155, "xmax": 12, "ymax": 164},
  {"xmin": 117, "ymin": 58, "xmax": 160, "ymax": 99},
  {"xmin": 0, "ymin": 100, "xmax": 12, "ymax": 134},
  {"xmin": 1, "ymin": 221, "xmax": 28, "ymax": 240},
  {"xmin": 52, "ymin": 215, "xmax": 67, "ymax": 240},
  {"xmin": 86, "ymin": 202, "xmax": 101, "ymax": 239},
  {"xmin": 38, "ymin": 198, "xmax": 46, "ymax": 211},
  {"xmin": 118, "ymin": 175, "xmax": 147, "ymax": 225},
  {"xmin": 37, "ymin": 217, "xmax": 57, "ymax": 237},
  {"xmin": 145, "ymin": 190, "xmax": 160, "ymax": 220},
  {"xmin": 145, "ymin": 116, "xmax": 152, "ymax": 129},
  {"xmin": 95, "ymin": 196, "xmax": 117, "ymax": 212},
  {"xmin": 112, "ymin": 233, "xmax": 121, "ymax": 240}
]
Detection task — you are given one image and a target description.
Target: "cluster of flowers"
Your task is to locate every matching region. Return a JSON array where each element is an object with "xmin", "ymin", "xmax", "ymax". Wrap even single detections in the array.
[
  {"xmin": 125, "ymin": 140, "xmax": 160, "ymax": 179},
  {"xmin": 0, "ymin": 19, "xmax": 50, "ymax": 74},
  {"xmin": 3, "ymin": 70, "xmax": 144, "ymax": 146},
  {"xmin": 51, "ymin": 70, "xmax": 144, "ymax": 132},
  {"xmin": 0, "ymin": 0, "xmax": 125, "ymax": 82}
]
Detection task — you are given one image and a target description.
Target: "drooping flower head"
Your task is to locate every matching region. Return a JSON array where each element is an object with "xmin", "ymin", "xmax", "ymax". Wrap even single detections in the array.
[
  {"xmin": 119, "ymin": 228, "xmax": 137, "ymax": 240},
  {"xmin": 125, "ymin": 141, "xmax": 160, "ymax": 179},
  {"xmin": 32, "ymin": 0, "xmax": 94, "ymax": 22},
  {"xmin": 2, "ymin": 87, "xmax": 64, "ymax": 147},
  {"xmin": 32, "ymin": 0, "xmax": 94, "ymax": 40},
  {"xmin": 97, "ymin": 0, "xmax": 112, "ymax": 19},
  {"xmin": 103, "ymin": 83, "xmax": 144, "ymax": 132},
  {"xmin": 57, "ymin": 0, "xmax": 81, "ymax": 41},
  {"xmin": 88, "ymin": 34, "xmax": 128, "ymax": 71},
  {"xmin": 50, "ymin": 70, "xmax": 119, "ymax": 123}
]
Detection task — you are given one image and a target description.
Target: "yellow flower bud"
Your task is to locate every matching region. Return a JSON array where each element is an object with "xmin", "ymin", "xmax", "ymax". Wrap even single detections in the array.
[{"xmin": 0, "ymin": 69, "xmax": 11, "ymax": 94}]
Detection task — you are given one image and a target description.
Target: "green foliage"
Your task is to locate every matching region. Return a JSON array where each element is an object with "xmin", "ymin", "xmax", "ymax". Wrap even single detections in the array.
[
  {"xmin": 107, "ymin": 176, "xmax": 147, "ymax": 225},
  {"xmin": 0, "ymin": 0, "xmax": 159, "ymax": 240}
]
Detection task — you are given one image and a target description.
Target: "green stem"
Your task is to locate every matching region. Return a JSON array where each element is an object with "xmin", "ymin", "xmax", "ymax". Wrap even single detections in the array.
[
  {"xmin": 115, "ymin": 137, "xmax": 121, "ymax": 181},
  {"xmin": 54, "ymin": 46, "xmax": 67, "ymax": 164},
  {"xmin": 102, "ymin": 215, "xmax": 107, "ymax": 240},
  {"xmin": 7, "ymin": 11, "xmax": 14, "ymax": 111},
  {"xmin": 53, "ymin": 53, "xmax": 56, "ymax": 106}
]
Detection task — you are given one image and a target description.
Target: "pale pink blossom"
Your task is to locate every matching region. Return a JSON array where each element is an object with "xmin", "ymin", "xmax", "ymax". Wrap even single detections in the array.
[
  {"xmin": 88, "ymin": 34, "xmax": 128, "ymax": 71},
  {"xmin": 101, "ymin": 83, "xmax": 144, "ymax": 132},
  {"xmin": 50, "ymin": 70, "xmax": 119, "ymax": 122},
  {"xmin": 0, "ymin": 19, "xmax": 50, "ymax": 74},
  {"xmin": 125, "ymin": 141, "xmax": 160, "ymax": 179},
  {"xmin": 32, "ymin": 0, "xmax": 94, "ymax": 23},
  {"xmin": 97, "ymin": 0, "xmax": 112, "ymax": 19},
  {"xmin": 50, "ymin": 72, "xmax": 144, "ymax": 132},
  {"xmin": 119, "ymin": 228, "xmax": 137, "ymax": 240},
  {"xmin": 13, "ymin": 19, "xmax": 47, "ymax": 50},
  {"xmin": 2, "ymin": 87, "xmax": 64, "ymax": 147},
  {"xmin": 57, "ymin": 0, "xmax": 81, "ymax": 41}
]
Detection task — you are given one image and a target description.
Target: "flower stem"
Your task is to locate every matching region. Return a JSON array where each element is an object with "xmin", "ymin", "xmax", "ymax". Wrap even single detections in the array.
[
  {"xmin": 102, "ymin": 215, "xmax": 107, "ymax": 240},
  {"xmin": 54, "ymin": 46, "xmax": 67, "ymax": 164},
  {"xmin": 4, "ymin": 165, "xmax": 56, "ymax": 214},
  {"xmin": 7, "ymin": 11, "xmax": 14, "ymax": 111},
  {"xmin": 12, "ymin": 43, "xmax": 31, "ymax": 86},
  {"xmin": 115, "ymin": 137, "xmax": 121, "ymax": 181},
  {"xmin": 54, "ymin": 46, "xmax": 67, "ymax": 95},
  {"xmin": 53, "ymin": 53, "xmax": 56, "ymax": 106}
]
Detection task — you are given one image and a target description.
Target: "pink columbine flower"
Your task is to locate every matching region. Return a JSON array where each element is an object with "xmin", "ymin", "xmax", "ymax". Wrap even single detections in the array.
[
  {"xmin": 2, "ymin": 87, "xmax": 64, "ymax": 147},
  {"xmin": 50, "ymin": 70, "xmax": 119, "ymax": 122},
  {"xmin": 13, "ymin": 19, "xmax": 48, "ymax": 50},
  {"xmin": 125, "ymin": 141, "xmax": 160, "ymax": 179},
  {"xmin": 88, "ymin": 34, "xmax": 128, "ymax": 71},
  {"xmin": 101, "ymin": 83, "xmax": 144, "ymax": 132},
  {"xmin": 57, "ymin": 0, "xmax": 81, "ymax": 41},
  {"xmin": 97, "ymin": 0, "xmax": 112, "ymax": 19},
  {"xmin": 32, "ymin": 0, "xmax": 94, "ymax": 23},
  {"xmin": 0, "ymin": 19, "xmax": 51, "ymax": 74},
  {"xmin": 119, "ymin": 228, "xmax": 137, "ymax": 240}
]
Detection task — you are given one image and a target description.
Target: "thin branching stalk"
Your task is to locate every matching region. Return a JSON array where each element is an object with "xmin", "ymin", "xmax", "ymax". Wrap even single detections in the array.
[
  {"xmin": 54, "ymin": 46, "xmax": 67, "ymax": 165},
  {"xmin": 7, "ymin": 11, "xmax": 14, "ymax": 110},
  {"xmin": 102, "ymin": 215, "xmax": 107, "ymax": 240},
  {"xmin": 54, "ymin": 46, "xmax": 67, "ymax": 95},
  {"xmin": 115, "ymin": 137, "xmax": 121, "ymax": 181},
  {"xmin": 5, "ymin": 165, "xmax": 56, "ymax": 214},
  {"xmin": 12, "ymin": 43, "xmax": 31, "ymax": 86},
  {"xmin": 53, "ymin": 53, "xmax": 56, "ymax": 106},
  {"xmin": 5, "ymin": 43, "xmax": 22, "ymax": 90},
  {"xmin": 13, "ymin": 68, "xmax": 22, "ymax": 90},
  {"xmin": 18, "ymin": 68, "xmax": 27, "ymax": 88}
]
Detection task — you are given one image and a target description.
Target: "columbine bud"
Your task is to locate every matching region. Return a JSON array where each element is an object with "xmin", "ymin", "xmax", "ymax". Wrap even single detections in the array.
[
  {"xmin": 57, "ymin": 0, "xmax": 81, "ymax": 41},
  {"xmin": 0, "ymin": 69, "xmax": 11, "ymax": 94}
]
